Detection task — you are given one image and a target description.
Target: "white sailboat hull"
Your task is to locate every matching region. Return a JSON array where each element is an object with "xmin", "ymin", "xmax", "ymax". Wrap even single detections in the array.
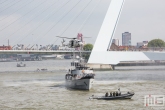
[{"xmin": 65, "ymin": 78, "xmax": 94, "ymax": 90}]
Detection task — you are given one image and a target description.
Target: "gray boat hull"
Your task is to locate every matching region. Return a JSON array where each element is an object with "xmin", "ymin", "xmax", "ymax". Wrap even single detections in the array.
[{"xmin": 65, "ymin": 78, "xmax": 94, "ymax": 90}]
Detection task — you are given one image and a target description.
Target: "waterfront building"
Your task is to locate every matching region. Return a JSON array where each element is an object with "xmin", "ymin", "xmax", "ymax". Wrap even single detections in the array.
[
  {"xmin": 112, "ymin": 39, "xmax": 119, "ymax": 46},
  {"xmin": 122, "ymin": 32, "xmax": 131, "ymax": 46},
  {"xmin": 0, "ymin": 45, "xmax": 12, "ymax": 50},
  {"xmin": 110, "ymin": 43, "xmax": 136, "ymax": 51},
  {"xmin": 137, "ymin": 42, "xmax": 144, "ymax": 48},
  {"xmin": 137, "ymin": 41, "xmax": 148, "ymax": 48}
]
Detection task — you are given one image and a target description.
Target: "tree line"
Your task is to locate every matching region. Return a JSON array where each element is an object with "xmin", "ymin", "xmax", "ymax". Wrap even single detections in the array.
[{"xmin": 148, "ymin": 39, "xmax": 165, "ymax": 47}]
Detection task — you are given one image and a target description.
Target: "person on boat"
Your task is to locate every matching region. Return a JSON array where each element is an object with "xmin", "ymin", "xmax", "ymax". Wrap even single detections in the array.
[
  {"xmin": 116, "ymin": 92, "xmax": 118, "ymax": 96},
  {"xmin": 105, "ymin": 92, "xmax": 109, "ymax": 97},
  {"xmin": 110, "ymin": 92, "xmax": 112, "ymax": 97},
  {"xmin": 118, "ymin": 88, "xmax": 121, "ymax": 96},
  {"xmin": 118, "ymin": 92, "xmax": 121, "ymax": 96},
  {"xmin": 113, "ymin": 92, "xmax": 116, "ymax": 97}
]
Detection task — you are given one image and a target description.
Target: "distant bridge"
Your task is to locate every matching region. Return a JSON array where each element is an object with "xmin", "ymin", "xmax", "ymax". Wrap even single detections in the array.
[{"xmin": 0, "ymin": 50, "xmax": 91, "ymax": 55}]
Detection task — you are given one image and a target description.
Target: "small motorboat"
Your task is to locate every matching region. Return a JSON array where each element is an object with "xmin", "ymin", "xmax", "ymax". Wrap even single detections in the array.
[
  {"xmin": 36, "ymin": 68, "xmax": 48, "ymax": 71},
  {"xmin": 41, "ymin": 68, "xmax": 48, "ymax": 71},
  {"xmin": 17, "ymin": 62, "xmax": 26, "ymax": 67},
  {"xmin": 89, "ymin": 91, "xmax": 134, "ymax": 100}
]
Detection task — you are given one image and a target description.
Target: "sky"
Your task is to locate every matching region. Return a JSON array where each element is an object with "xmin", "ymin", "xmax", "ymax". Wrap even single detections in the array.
[{"xmin": 0, "ymin": 0, "xmax": 165, "ymax": 46}]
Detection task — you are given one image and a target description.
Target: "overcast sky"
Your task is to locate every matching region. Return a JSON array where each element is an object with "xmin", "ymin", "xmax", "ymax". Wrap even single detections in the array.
[{"xmin": 0, "ymin": 0, "xmax": 165, "ymax": 46}]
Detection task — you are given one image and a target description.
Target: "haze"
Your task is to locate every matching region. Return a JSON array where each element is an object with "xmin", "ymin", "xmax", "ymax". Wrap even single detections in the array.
[{"xmin": 0, "ymin": 0, "xmax": 165, "ymax": 46}]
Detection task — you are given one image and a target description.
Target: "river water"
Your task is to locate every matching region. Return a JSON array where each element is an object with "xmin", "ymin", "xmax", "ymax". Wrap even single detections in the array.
[{"xmin": 0, "ymin": 60, "xmax": 165, "ymax": 110}]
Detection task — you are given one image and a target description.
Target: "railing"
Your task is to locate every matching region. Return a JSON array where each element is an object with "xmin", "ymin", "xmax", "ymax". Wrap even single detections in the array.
[{"xmin": 0, "ymin": 50, "xmax": 91, "ymax": 54}]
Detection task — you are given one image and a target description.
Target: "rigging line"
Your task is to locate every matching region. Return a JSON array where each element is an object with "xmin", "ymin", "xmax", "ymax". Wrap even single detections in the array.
[
  {"xmin": 0, "ymin": 0, "xmax": 22, "ymax": 14},
  {"xmin": 3, "ymin": 0, "xmax": 60, "ymax": 41},
  {"xmin": 0, "ymin": 0, "xmax": 48, "ymax": 32},
  {"xmin": 35, "ymin": 0, "xmax": 82, "ymax": 43},
  {"xmin": 16, "ymin": 0, "xmax": 71, "ymax": 44},
  {"xmin": 51, "ymin": 0, "xmax": 100, "ymax": 47},
  {"xmin": 52, "ymin": 38, "xmax": 60, "ymax": 46},
  {"xmin": 50, "ymin": 0, "xmax": 94, "ymax": 45},
  {"xmin": 0, "ymin": 0, "xmax": 15, "ymax": 8},
  {"xmin": 0, "ymin": 0, "xmax": 9, "ymax": 4},
  {"xmin": 50, "ymin": 0, "xmax": 94, "ymax": 46},
  {"xmin": 16, "ymin": 0, "xmax": 70, "ymax": 44},
  {"xmin": 76, "ymin": 0, "xmax": 101, "ymax": 34},
  {"xmin": 0, "ymin": 0, "xmax": 35, "ymax": 21},
  {"xmin": 59, "ymin": 0, "xmax": 93, "ymax": 37}
]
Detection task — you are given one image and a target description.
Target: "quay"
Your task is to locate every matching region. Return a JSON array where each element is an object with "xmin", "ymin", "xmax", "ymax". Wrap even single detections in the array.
[
  {"xmin": 88, "ymin": 61, "xmax": 165, "ymax": 70},
  {"xmin": 117, "ymin": 61, "xmax": 165, "ymax": 66}
]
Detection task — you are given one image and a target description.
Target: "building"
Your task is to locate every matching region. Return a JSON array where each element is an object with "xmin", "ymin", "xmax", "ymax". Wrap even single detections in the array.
[
  {"xmin": 110, "ymin": 43, "xmax": 119, "ymax": 51},
  {"xmin": 143, "ymin": 41, "xmax": 148, "ymax": 46},
  {"xmin": 122, "ymin": 32, "xmax": 131, "ymax": 46},
  {"xmin": 137, "ymin": 42, "xmax": 144, "ymax": 48},
  {"xmin": 112, "ymin": 39, "xmax": 119, "ymax": 46},
  {"xmin": 110, "ymin": 43, "xmax": 136, "ymax": 51},
  {"xmin": 137, "ymin": 41, "xmax": 148, "ymax": 48},
  {"xmin": 0, "ymin": 45, "xmax": 12, "ymax": 50}
]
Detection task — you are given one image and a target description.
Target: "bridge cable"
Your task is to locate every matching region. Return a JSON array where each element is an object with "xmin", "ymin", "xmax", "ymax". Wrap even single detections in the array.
[
  {"xmin": 0, "ymin": 0, "xmax": 16, "ymax": 12},
  {"xmin": 0, "ymin": 0, "xmax": 22, "ymax": 14},
  {"xmin": 50, "ymin": 0, "xmax": 94, "ymax": 47},
  {"xmin": 0, "ymin": 0, "xmax": 48, "ymax": 32},
  {"xmin": 33, "ymin": 0, "xmax": 82, "ymax": 44},
  {"xmin": 0, "ymin": 0, "xmax": 9, "ymax": 5},
  {"xmin": 3, "ymin": 0, "xmax": 60, "ymax": 43},
  {"xmin": 60, "ymin": 0, "xmax": 94, "ymax": 37},
  {"xmin": 76, "ymin": 0, "xmax": 101, "ymax": 35},
  {"xmin": 15, "ymin": 0, "xmax": 71, "ymax": 44},
  {"xmin": 0, "ymin": 0, "xmax": 35, "ymax": 21}
]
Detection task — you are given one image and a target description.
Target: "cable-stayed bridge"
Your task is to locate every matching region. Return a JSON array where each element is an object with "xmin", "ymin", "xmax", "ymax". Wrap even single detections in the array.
[
  {"xmin": 1, "ymin": 0, "xmax": 165, "ymax": 65},
  {"xmin": 88, "ymin": 0, "xmax": 165, "ymax": 65}
]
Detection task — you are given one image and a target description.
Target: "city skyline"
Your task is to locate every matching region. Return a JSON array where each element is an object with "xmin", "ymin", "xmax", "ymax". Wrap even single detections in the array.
[{"xmin": 0, "ymin": 0, "xmax": 165, "ymax": 46}]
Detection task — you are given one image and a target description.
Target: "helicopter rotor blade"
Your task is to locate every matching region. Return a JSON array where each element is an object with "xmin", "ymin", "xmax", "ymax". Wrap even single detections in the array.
[
  {"xmin": 56, "ymin": 36, "xmax": 76, "ymax": 39},
  {"xmin": 83, "ymin": 37, "xmax": 91, "ymax": 38}
]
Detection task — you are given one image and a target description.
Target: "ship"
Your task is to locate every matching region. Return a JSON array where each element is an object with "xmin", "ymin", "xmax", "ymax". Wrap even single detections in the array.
[{"xmin": 65, "ymin": 60, "xmax": 95, "ymax": 90}]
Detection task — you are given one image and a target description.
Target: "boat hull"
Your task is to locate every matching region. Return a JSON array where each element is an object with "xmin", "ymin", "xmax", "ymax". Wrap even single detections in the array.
[
  {"xmin": 89, "ymin": 93, "xmax": 134, "ymax": 100},
  {"xmin": 65, "ymin": 78, "xmax": 94, "ymax": 90}
]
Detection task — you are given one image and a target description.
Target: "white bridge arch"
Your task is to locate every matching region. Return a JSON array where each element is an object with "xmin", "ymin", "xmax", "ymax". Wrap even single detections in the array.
[{"xmin": 88, "ymin": 0, "xmax": 165, "ymax": 65}]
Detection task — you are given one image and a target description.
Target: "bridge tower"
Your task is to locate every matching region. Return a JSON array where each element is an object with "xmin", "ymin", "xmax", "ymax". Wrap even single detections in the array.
[{"xmin": 88, "ymin": 0, "xmax": 165, "ymax": 65}]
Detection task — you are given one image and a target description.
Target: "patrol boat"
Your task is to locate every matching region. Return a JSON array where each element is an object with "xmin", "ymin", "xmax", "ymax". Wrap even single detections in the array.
[
  {"xmin": 89, "ymin": 89, "xmax": 135, "ymax": 100},
  {"xmin": 65, "ymin": 60, "xmax": 95, "ymax": 90}
]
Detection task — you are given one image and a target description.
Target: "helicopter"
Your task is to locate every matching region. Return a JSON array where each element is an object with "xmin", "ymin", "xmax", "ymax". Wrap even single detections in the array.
[{"xmin": 56, "ymin": 36, "xmax": 90, "ymax": 48}]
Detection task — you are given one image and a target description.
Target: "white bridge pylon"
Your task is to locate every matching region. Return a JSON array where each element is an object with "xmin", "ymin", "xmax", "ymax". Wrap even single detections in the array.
[{"xmin": 88, "ymin": 0, "xmax": 165, "ymax": 65}]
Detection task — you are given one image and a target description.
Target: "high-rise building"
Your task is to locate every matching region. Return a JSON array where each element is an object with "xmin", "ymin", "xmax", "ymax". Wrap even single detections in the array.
[
  {"xmin": 112, "ymin": 39, "xmax": 119, "ymax": 46},
  {"xmin": 122, "ymin": 32, "xmax": 131, "ymax": 46}
]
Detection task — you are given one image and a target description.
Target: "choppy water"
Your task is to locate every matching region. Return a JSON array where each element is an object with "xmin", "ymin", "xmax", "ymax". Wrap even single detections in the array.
[{"xmin": 0, "ymin": 60, "xmax": 165, "ymax": 110}]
